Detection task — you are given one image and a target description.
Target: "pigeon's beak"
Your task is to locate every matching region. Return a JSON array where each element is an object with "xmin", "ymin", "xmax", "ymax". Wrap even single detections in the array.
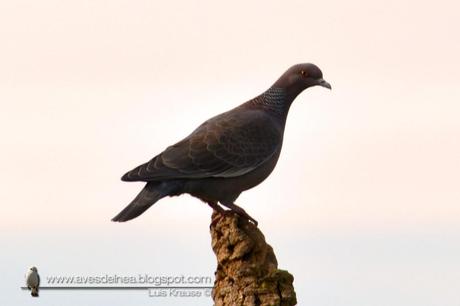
[{"xmin": 318, "ymin": 78, "xmax": 332, "ymax": 90}]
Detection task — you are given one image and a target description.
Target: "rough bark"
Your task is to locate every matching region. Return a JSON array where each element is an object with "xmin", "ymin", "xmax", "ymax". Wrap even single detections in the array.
[{"xmin": 210, "ymin": 212, "xmax": 297, "ymax": 306}]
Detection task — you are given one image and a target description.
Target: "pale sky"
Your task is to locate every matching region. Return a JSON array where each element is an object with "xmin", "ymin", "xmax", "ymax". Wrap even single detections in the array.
[{"xmin": 1, "ymin": 0, "xmax": 459, "ymax": 305}]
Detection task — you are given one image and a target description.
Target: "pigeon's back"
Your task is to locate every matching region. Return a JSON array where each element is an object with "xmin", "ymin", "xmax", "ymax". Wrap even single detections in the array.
[{"xmin": 122, "ymin": 104, "xmax": 284, "ymax": 182}]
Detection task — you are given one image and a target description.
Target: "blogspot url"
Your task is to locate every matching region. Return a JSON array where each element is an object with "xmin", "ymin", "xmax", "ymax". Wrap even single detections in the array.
[{"xmin": 46, "ymin": 274, "xmax": 213, "ymax": 287}]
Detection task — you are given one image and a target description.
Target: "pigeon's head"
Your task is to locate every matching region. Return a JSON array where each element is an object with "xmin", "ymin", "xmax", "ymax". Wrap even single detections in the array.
[
  {"xmin": 273, "ymin": 63, "xmax": 331, "ymax": 97},
  {"xmin": 29, "ymin": 267, "xmax": 38, "ymax": 272}
]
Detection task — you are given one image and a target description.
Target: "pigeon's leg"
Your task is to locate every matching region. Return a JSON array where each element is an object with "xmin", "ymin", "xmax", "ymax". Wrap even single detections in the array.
[
  {"xmin": 220, "ymin": 201, "xmax": 258, "ymax": 226},
  {"xmin": 207, "ymin": 201, "xmax": 229, "ymax": 228},
  {"xmin": 206, "ymin": 200, "xmax": 226, "ymax": 214}
]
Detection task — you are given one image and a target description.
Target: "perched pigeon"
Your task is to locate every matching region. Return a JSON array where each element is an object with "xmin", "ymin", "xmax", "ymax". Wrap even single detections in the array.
[
  {"xmin": 25, "ymin": 266, "xmax": 40, "ymax": 297},
  {"xmin": 112, "ymin": 63, "xmax": 331, "ymax": 225}
]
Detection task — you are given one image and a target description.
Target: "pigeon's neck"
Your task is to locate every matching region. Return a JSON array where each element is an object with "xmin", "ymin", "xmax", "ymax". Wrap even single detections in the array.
[{"xmin": 249, "ymin": 87, "xmax": 294, "ymax": 119}]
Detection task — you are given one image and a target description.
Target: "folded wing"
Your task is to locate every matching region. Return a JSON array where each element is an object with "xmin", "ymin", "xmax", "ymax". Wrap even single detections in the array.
[{"xmin": 122, "ymin": 110, "xmax": 281, "ymax": 182}]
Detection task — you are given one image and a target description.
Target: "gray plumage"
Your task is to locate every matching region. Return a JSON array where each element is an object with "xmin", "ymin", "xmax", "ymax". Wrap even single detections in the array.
[
  {"xmin": 26, "ymin": 267, "xmax": 40, "ymax": 297},
  {"xmin": 112, "ymin": 63, "xmax": 331, "ymax": 225}
]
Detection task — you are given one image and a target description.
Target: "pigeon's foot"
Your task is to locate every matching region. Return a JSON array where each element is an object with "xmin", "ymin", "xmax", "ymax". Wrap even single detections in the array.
[
  {"xmin": 208, "ymin": 201, "xmax": 230, "ymax": 228},
  {"xmin": 206, "ymin": 200, "xmax": 226, "ymax": 214},
  {"xmin": 220, "ymin": 201, "xmax": 258, "ymax": 227}
]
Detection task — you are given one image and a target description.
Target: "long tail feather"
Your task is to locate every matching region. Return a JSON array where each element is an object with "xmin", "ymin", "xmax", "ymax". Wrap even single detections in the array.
[{"xmin": 112, "ymin": 181, "xmax": 180, "ymax": 222}]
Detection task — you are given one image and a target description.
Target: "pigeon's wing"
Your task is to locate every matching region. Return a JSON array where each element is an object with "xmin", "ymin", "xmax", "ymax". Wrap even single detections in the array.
[
  {"xmin": 37, "ymin": 274, "xmax": 40, "ymax": 287},
  {"xmin": 122, "ymin": 110, "xmax": 281, "ymax": 181}
]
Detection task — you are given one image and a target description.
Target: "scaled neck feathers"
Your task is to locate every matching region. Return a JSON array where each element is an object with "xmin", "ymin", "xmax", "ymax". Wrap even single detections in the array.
[{"xmin": 247, "ymin": 87, "xmax": 294, "ymax": 119}]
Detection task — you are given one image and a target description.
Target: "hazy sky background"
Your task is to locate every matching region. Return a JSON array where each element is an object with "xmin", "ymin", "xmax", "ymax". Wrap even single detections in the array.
[{"xmin": 1, "ymin": 0, "xmax": 459, "ymax": 305}]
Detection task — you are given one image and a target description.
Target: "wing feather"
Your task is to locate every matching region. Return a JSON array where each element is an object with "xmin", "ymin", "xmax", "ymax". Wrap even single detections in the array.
[{"xmin": 121, "ymin": 109, "xmax": 281, "ymax": 181}]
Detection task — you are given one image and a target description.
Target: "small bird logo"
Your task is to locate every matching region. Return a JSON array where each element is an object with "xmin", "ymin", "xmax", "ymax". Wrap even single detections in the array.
[{"xmin": 25, "ymin": 266, "xmax": 40, "ymax": 297}]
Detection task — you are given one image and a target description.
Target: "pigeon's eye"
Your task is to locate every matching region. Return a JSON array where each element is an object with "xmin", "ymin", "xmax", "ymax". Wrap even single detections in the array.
[{"xmin": 300, "ymin": 70, "xmax": 306, "ymax": 76}]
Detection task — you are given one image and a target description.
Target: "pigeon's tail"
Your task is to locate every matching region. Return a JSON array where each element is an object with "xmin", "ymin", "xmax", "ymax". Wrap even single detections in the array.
[
  {"xmin": 112, "ymin": 181, "xmax": 182, "ymax": 222},
  {"xmin": 31, "ymin": 287, "xmax": 38, "ymax": 297}
]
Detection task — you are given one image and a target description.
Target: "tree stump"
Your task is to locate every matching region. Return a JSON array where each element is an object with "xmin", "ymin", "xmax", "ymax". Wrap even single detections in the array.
[{"xmin": 210, "ymin": 212, "xmax": 297, "ymax": 306}]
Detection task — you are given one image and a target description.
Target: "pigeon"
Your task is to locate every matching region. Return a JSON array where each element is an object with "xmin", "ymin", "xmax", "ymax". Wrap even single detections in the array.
[
  {"xmin": 25, "ymin": 266, "xmax": 40, "ymax": 297},
  {"xmin": 112, "ymin": 63, "xmax": 331, "ymax": 226}
]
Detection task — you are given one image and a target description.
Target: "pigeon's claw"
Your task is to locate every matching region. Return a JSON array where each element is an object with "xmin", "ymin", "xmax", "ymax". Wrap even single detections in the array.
[
  {"xmin": 220, "ymin": 202, "xmax": 258, "ymax": 227},
  {"xmin": 206, "ymin": 201, "xmax": 226, "ymax": 214}
]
